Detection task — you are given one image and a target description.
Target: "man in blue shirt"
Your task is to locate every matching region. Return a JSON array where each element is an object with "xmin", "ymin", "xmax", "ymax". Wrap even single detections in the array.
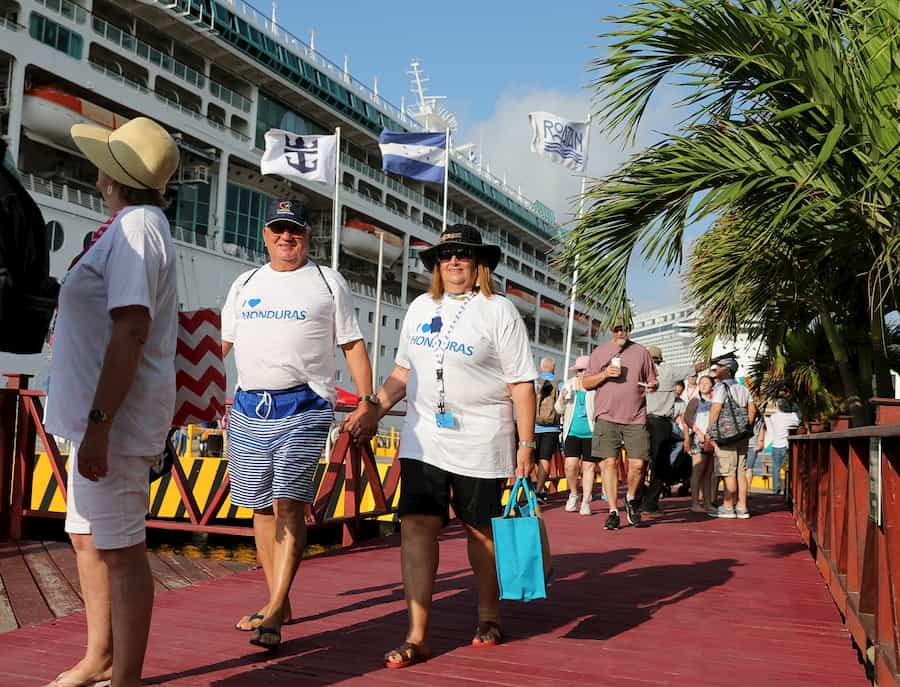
[{"xmin": 534, "ymin": 357, "xmax": 563, "ymax": 503}]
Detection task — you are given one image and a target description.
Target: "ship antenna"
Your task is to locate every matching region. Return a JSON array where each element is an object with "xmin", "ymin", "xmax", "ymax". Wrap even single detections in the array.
[{"xmin": 271, "ymin": 0, "xmax": 278, "ymax": 31}]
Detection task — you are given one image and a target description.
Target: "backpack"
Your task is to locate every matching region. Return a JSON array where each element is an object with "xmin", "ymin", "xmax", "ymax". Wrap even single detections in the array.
[
  {"xmin": 710, "ymin": 383, "xmax": 752, "ymax": 444},
  {"xmin": 535, "ymin": 377, "xmax": 562, "ymax": 425},
  {"xmin": 0, "ymin": 141, "xmax": 59, "ymax": 353}
]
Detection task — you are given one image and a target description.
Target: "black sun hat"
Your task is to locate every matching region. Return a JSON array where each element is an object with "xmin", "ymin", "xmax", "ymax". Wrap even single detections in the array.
[{"xmin": 418, "ymin": 224, "xmax": 502, "ymax": 271}]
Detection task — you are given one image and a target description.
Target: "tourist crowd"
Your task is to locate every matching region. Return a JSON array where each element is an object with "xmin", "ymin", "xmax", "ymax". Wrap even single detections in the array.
[{"xmin": 42, "ymin": 118, "xmax": 800, "ymax": 682}]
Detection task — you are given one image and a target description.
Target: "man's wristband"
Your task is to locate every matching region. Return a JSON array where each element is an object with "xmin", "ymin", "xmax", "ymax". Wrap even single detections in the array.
[
  {"xmin": 518, "ymin": 440, "xmax": 536, "ymax": 449},
  {"xmin": 358, "ymin": 394, "xmax": 379, "ymax": 406}
]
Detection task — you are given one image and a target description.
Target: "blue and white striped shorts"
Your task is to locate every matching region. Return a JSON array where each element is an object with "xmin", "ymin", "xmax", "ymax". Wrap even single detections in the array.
[{"xmin": 227, "ymin": 384, "xmax": 333, "ymax": 509}]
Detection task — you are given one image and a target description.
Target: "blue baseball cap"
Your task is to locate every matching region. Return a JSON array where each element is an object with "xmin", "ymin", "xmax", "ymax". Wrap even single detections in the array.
[{"xmin": 265, "ymin": 198, "xmax": 309, "ymax": 229}]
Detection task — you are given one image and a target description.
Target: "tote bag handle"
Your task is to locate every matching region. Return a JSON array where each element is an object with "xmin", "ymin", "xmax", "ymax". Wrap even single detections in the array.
[{"xmin": 502, "ymin": 476, "xmax": 538, "ymax": 518}]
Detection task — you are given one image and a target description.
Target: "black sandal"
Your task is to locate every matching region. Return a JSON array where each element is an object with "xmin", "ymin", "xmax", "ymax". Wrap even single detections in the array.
[
  {"xmin": 235, "ymin": 612, "xmax": 264, "ymax": 631},
  {"xmin": 471, "ymin": 620, "xmax": 503, "ymax": 647},
  {"xmin": 249, "ymin": 625, "xmax": 281, "ymax": 651},
  {"xmin": 384, "ymin": 641, "xmax": 431, "ymax": 669}
]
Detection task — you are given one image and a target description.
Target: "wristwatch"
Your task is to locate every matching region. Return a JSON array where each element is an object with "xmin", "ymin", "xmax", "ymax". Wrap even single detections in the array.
[
  {"xmin": 88, "ymin": 408, "xmax": 112, "ymax": 425},
  {"xmin": 518, "ymin": 440, "xmax": 537, "ymax": 449},
  {"xmin": 358, "ymin": 394, "xmax": 379, "ymax": 406}
]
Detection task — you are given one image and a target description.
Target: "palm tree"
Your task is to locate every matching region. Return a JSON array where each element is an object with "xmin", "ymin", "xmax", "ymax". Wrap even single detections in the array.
[{"xmin": 560, "ymin": 0, "xmax": 899, "ymax": 422}]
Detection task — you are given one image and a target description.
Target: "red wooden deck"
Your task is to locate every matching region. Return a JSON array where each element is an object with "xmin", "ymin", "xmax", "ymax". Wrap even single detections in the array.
[{"xmin": 0, "ymin": 495, "xmax": 866, "ymax": 686}]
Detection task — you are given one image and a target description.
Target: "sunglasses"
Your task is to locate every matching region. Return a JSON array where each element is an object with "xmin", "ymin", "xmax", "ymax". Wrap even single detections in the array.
[
  {"xmin": 611, "ymin": 326, "xmax": 627, "ymax": 333},
  {"xmin": 437, "ymin": 246, "xmax": 474, "ymax": 262},
  {"xmin": 267, "ymin": 223, "xmax": 307, "ymax": 235}
]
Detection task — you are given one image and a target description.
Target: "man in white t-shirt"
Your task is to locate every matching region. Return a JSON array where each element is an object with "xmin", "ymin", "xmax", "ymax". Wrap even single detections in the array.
[
  {"xmin": 760, "ymin": 400, "xmax": 800, "ymax": 496},
  {"xmin": 707, "ymin": 358, "xmax": 756, "ymax": 519},
  {"xmin": 221, "ymin": 198, "xmax": 377, "ymax": 650}
]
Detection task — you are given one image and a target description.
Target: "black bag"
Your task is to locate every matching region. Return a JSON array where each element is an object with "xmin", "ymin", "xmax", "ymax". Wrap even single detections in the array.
[
  {"xmin": 710, "ymin": 384, "xmax": 752, "ymax": 444},
  {"xmin": 0, "ymin": 141, "xmax": 59, "ymax": 353},
  {"xmin": 149, "ymin": 427, "xmax": 178, "ymax": 482}
]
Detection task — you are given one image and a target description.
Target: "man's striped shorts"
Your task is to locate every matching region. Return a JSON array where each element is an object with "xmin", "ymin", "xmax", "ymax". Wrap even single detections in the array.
[{"xmin": 227, "ymin": 384, "xmax": 333, "ymax": 509}]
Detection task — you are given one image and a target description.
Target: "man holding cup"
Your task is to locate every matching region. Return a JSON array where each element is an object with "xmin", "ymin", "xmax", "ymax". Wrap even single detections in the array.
[{"xmin": 582, "ymin": 322, "xmax": 657, "ymax": 530}]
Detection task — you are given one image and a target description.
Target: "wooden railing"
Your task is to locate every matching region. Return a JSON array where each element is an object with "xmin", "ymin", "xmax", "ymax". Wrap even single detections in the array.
[
  {"xmin": 790, "ymin": 401, "xmax": 899, "ymax": 687},
  {"xmin": 1, "ymin": 374, "xmax": 570, "ymax": 547}
]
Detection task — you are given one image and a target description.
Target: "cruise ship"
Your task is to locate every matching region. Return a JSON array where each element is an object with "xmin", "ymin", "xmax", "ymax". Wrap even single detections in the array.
[{"xmin": 0, "ymin": 0, "xmax": 598, "ymax": 398}]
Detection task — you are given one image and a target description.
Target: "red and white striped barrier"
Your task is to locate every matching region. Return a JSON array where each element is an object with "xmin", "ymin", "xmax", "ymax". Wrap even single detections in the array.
[{"xmin": 173, "ymin": 309, "xmax": 226, "ymax": 427}]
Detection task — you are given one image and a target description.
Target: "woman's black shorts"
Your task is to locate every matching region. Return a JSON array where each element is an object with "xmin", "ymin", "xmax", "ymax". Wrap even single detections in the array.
[
  {"xmin": 397, "ymin": 458, "xmax": 505, "ymax": 529},
  {"xmin": 563, "ymin": 435, "xmax": 593, "ymax": 460}
]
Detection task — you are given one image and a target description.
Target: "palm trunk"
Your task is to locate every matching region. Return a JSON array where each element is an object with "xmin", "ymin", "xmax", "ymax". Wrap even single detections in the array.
[{"xmin": 817, "ymin": 303, "xmax": 866, "ymax": 427}]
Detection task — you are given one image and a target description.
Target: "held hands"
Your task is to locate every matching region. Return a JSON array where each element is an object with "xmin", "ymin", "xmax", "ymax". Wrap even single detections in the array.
[
  {"xmin": 341, "ymin": 403, "xmax": 379, "ymax": 445},
  {"xmin": 515, "ymin": 445, "xmax": 534, "ymax": 478},
  {"xmin": 77, "ymin": 425, "xmax": 109, "ymax": 481}
]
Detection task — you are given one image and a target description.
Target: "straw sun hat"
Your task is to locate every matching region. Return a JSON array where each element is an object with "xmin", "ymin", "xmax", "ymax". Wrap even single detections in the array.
[{"xmin": 70, "ymin": 117, "xmax": 179, "ymax": 191}]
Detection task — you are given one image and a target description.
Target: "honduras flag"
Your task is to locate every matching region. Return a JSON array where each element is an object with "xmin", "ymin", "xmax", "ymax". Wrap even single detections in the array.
[{"xmin": 378, "ymin": 130, "xmax": 447, "ymax": 183}]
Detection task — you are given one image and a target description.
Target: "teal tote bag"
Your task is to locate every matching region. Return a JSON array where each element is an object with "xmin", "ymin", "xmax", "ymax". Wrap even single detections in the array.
[{"xmin": 491, "ymin": 477, "xmax": 552, "ymax": 602}]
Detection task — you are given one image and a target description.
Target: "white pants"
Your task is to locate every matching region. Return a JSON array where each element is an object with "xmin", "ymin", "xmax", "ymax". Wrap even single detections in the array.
[{"xmin": 65, "ymin": 442, "xmax": 156, "ymax": 550}]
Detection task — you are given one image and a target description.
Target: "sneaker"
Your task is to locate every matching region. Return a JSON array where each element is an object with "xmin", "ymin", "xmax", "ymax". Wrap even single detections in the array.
[
  {"xmin": 708, "ymin": 506, "xmax": 737, "ymax": 519},
  {"xmin": 580, "ymin": 500, "xmax": 592, "ymax": 516},
  {"xmin": 600, "ymin": 492, "xmax": 608, "ymax": 501},
  {"xmin": 690, "ymin": 504, "xmax": 707, "ymax": 514},
  {"xmin": 735, "ymin": 507, "xmax": 751, "ymax": 519},
  {"xmin": 604, "ymin": 511, "xmax": 620, "ymax": 530},
  {"xmin": 706, "ymin": 504, "xmax": 719, "ymax": 516},
  {"xmin": 565, "ymin": 493, "xmax": 579, "ymax": 512},
  {"xmin": 624, "ymin": 498, "xmax": 642, "ymax": 526}
]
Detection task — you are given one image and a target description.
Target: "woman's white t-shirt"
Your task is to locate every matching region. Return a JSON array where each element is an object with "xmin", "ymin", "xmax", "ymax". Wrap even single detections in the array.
[
  {"xmin": 396, "ymin": 292, "xmax": 537, "ymax": 478},
  {"xmin": 45, "ymin": 206, "xmax": 178, "ymax": 456},
  {"xmin": 221, "ymin": 262, "xmax": 362, "ymax": 405}
]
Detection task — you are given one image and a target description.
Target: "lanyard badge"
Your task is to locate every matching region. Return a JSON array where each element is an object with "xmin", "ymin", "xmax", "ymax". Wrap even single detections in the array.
[{"xmin": 433, "ymin": 293, "xmax": 473, "ymax": 429}]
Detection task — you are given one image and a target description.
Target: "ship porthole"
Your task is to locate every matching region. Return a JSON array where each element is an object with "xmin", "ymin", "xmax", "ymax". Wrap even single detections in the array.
[
  {"xmin": 46, "ymin": 221, "xmax": 64, "ymax": 252},
  {"xmin": 82, "ymin": 231, "xmax": 94, "ymax": 250}
]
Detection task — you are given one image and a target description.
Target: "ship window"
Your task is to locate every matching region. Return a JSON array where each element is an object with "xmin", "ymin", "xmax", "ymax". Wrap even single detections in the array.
[
  {"xmin": 380, "ymin": 345, "xmax": 386, "ymax": 357},
  {"xmin": 255, "ymin": 92, "xmax": 326, "ymax": 150},
  {"xmin": 394, "ymin": 318, "xmax": 400, "ymax": 330},
  {"xmin": 82, "ymin": 231, "xmax": 94, "ymax": 250},
  {"xmin": 46, "ymin": 221, "xmax": 64, "ymax": 252},
  {"xmin": 30, "ymin": 13, "xmax": 83, "ymax": 59},
  {"xmin": 367, "ymin": 311, "xmax": 373, "ymax": 323},
  {"xmin": 381, "ymin": 315, "xmax": 387, "ymax": 327},
  {"xmin": 335, "ymin": 370, "xmax": 341, "ymax": 381},
  {"xmin": 224, "ymin": 183, "xmax": 270, "ymax": 256}
]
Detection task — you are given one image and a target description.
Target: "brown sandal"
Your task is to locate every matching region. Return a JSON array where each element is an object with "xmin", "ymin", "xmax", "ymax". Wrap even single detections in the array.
[
  {"xmin": 472, "ymin": 620, "xmax": 503, "ymax": 647},
  {"xmin": 384, "ymin": 641, "xmax": 431, "ymax": 669}
]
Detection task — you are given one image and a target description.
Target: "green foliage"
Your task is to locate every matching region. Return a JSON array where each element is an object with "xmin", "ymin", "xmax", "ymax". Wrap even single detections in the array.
[{"xmin": 561, "ymin": 0, "xmax": 899, "ymax": 420}]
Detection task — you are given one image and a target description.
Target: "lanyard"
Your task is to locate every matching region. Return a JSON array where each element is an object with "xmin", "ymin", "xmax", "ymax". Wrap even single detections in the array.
[{"xmin": 433, "ymin": 292, "xmax": 474, "ymax": 412}]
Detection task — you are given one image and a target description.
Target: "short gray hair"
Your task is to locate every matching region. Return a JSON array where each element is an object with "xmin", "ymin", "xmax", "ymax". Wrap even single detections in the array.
[{"xmin": 540, "ymin": 357, "xmax": 556, "ymax": 372}]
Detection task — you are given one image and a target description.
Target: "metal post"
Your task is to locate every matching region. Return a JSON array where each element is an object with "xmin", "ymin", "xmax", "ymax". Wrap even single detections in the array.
[
  {"xmin": 441, "ymin": 128, "xmax": 450, "ymax": 232},
  {"xmin": 331, "ymin": 127, "xmax": 342, "ymax": 270},
  {"xmin": 372, "ymin": 231, "xmax": 385, "ymax": 388}
]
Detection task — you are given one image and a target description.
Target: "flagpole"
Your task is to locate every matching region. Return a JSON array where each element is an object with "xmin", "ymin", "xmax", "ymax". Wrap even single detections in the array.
[
  {"xmin": 562, "ymin": 115, "xmax": 592, "ymax": 384},
  {"xmin": 372, "ymin": 230, "xmax": 385, "ymax": 388},
  {"xmin": 441, "ymin": 127, "xmax": 450, "ymax": 232},
  {"xmin": 331, "ymin": 126, "xmax": 342, "ymax": 270}
]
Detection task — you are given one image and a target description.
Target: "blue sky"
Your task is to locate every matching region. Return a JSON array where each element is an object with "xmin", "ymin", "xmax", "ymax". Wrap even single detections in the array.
[{"xmin": 250, "ymin": 0, "xmax": 701, "ymax": 310}]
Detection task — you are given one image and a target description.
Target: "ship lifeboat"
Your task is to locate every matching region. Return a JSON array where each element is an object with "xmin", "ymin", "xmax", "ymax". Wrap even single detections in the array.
[
  {"xmin": 23, "ymin": 86, "xmax": 130, "ymax": 151},
  {"xmin": 341, "ymin": 219, "xmax": 404, "ymax": 266},
  {"xmin": 408, "ymin": 238, "xmax": 432, "ymax": 287},
  {"xmin": 539, "ymin": 297, "xmax": 567, "ymax": 326},
  {"xmin": 505, "ymin": 285, "xmax": 537, "ymax": 315}
]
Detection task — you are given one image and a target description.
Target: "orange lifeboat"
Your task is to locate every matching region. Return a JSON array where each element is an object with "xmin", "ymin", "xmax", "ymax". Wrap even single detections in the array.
[{"xmin": 23, "ymin": 86, "xmax": 130, "ymax": 150}]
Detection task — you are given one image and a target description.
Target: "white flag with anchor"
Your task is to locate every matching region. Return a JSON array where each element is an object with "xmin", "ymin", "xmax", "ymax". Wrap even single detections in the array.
[
  {"xmin": 260, "ymin": 129, "xmax": 336, "ymax": 186},
  {"xmin": 528, "ymin": 112, "xmax": 589, "ymax": 172}
]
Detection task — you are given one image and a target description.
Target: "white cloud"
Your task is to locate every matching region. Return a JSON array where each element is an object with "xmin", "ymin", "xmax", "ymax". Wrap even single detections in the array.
[{"xmin": 460, "ymin": 86, "xmax": 688, "ymax": 310}]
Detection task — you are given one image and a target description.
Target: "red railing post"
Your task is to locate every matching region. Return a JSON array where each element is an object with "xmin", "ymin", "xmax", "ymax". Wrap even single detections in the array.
[
  {"xmin": 0, "ymin": 386, "xmax": 19, "ymax": 539},
  {"xmin": 7, "ymin": 375, "xmax": 34, "ymax": 540}
]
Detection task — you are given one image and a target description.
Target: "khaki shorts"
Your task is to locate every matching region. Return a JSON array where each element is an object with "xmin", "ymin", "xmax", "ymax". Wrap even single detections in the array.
[
  {"xmin": 591, "ymin": 419, "xmax": 649, "ymax": 461},
  {"xmin": 715, "ymin": 443, "xmax": 748, "ymax": 477}
]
